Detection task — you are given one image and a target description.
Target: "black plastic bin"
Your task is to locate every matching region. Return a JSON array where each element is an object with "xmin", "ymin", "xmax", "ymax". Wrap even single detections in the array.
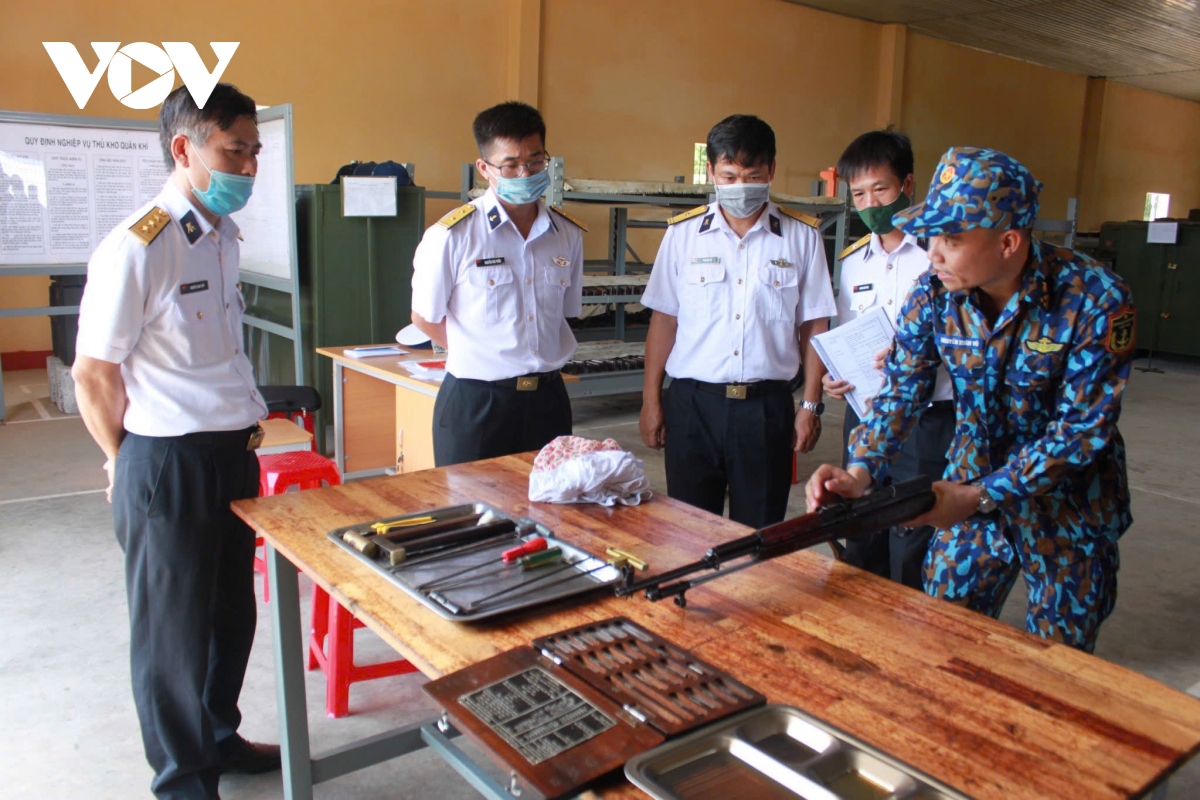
[{"xmin": 49, "ymin": 274, "xmax": 87, "ymax": 365}]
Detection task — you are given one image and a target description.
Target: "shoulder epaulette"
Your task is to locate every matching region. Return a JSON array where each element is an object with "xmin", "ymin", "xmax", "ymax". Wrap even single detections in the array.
[
  {"xmin": 778, "ymin": 207, "xmax": 820, "ymax": 228},
  {"xmin": 128, "ymin": 207, "xmax": 171, "ymax": 246},
  {"xmin": 436, "ymin": 203, "xmax": 476, "ymax": 229},
  {"xmin": 839, "ymin": 235, "xmax": 871, "ymax": 260},
  {"xmin": 549, "ymin": 205, "xmax": 588, "ymax": 232},
  {"xmin": 667, "ymin": 204, "xmax": 709, "ymax": 225}
]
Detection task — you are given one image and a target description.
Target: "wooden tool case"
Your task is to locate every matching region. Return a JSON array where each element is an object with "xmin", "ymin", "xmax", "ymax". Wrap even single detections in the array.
[{"xmin": 424, "ymin": 617, "xmax": 765, "ymax": 799}]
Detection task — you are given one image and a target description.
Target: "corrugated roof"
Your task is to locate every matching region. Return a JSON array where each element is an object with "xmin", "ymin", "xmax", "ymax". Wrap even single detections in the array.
[{"xmin": 785, "ymin": 0, "xmax": 1200, "ymax": 102}]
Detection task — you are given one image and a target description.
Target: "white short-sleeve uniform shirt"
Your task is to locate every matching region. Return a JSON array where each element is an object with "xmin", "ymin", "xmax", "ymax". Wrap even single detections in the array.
[
  {"xmin": 641, "ymin": 202, "xmax": 836, "ymax": 383},
  {"xmin": 836, "ymin": 232, "xmax": 952, "ymax": 402},
  {"xmin": 410, "ymin": 189, "xmax": 585, "ymax": 382},
  {"xmin": 76, "ymin": 180, "xmax": 267, "ymax": 436}
]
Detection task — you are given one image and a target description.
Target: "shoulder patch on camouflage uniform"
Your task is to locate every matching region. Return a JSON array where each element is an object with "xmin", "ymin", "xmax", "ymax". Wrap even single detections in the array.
[
  {"xmin": 128, "ymin": 207, "xmax": 171, "ymax": 246},
  {"xmin": 1106, "ymin": 308, "xmax": 1136, "ymax": 353},
  {"xmin": 436, "ymin": 204, "xmax": 476, "ymax": 229},
  {"xmin": 839, "ymin": 234, "xmax": 871, "ymax": 260},
  {"xmin": 667, "ymin": 204, "xmax": 708, "ymax": 225},
  {"xmin": 549, "ymin": 205, "xmax": 588, "ymax": 232},
  {"xmin": 778, "ymin": 207, "xmax": 820, "ymax": 228}
]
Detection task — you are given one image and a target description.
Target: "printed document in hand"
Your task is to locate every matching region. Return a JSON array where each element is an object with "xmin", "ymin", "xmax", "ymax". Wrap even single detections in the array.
[{"xmin": 812, "ymin": 307, "xmax": 896, "ymax": 418}]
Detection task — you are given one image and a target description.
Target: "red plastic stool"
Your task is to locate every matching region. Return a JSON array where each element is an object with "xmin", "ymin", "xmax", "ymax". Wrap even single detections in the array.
[{"xmin": 257, "ymin": 450, "xmax": 417, "ymax": 718}]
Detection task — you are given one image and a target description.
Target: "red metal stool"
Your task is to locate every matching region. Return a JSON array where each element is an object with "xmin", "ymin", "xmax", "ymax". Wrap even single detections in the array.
[{"xmin": 257, "ymin": 450, "xmax": 417, "ymax": 718}]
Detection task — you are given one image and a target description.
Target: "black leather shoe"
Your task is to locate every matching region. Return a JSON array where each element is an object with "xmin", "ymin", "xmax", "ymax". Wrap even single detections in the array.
[{"xmin": 218, "ymin": 735, "xmax": 281, "ymax": 775}]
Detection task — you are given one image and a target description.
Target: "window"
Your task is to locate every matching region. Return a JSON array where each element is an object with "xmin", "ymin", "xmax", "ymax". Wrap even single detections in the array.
[
  {"xmin": 692, "ymin": 143, "xmax": 707, "ymax": 184},
  {"xmin": 1144, "ymin": 192, "xmax": 1170, "ymax": 221}
]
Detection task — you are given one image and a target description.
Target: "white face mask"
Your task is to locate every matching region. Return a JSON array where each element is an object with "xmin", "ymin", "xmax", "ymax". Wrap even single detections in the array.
[{"xmin": 714, "ymin": 182, "xmax": 770, "ymax": 218}]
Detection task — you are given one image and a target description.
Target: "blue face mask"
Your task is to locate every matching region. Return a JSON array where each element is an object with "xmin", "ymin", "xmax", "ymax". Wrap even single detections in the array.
[
  {"xmin": 191, "ymin": 150, "xmax": 254, "ymax": 216},
  {"xmin": 493, "ymin": 168, "xmax": 551, "ymax": 206}
]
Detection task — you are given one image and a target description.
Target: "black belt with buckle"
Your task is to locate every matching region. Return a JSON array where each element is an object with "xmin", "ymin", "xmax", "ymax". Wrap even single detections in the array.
[
  {"xmin": 685, "ymin": 378, "xmax": 792, "ymax": 400},
  {"xmin": 488, "ymin": 371, "xmax": 562, "ymax": 392},
  {"xmin": 177, "ymin": 424, "xmax": 264, "ymax": 451}
]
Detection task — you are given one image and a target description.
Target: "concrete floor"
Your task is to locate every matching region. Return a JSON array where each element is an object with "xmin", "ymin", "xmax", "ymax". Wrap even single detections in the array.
[{"xmin": 2, "ymin": 361, "xmax": 1199, "ymax": 798}]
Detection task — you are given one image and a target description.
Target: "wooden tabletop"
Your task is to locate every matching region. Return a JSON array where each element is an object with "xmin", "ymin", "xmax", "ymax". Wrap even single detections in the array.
[
  {"xmin": 317, "ymin": 345, "xmax": 445, "ymax": 394},
  {"xmin": 232, "ymin": 454, "xmax": 1200, "ymax": 799}
]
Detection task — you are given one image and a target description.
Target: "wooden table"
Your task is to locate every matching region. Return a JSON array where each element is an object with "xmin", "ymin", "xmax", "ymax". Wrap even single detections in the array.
[
  {"xmin": 232, "ymin": 455, "xmax": 1200, "ymax": 800},
  {"xmin": 317, "ymin": 345, "xmax": 445, "ymax": 480},
  {"xmin": 316, "ymin": 345, "xmax": 634, "ymax": 482}
]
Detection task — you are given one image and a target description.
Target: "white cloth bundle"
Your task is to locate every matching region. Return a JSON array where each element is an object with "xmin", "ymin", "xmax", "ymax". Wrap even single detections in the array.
[{"xmin": 528, "ymin": 436, "xmax": 653, "ymax": 507}]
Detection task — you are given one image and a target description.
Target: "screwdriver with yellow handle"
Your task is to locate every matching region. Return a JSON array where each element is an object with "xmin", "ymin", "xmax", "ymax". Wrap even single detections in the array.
[{"xmin": 370, "ymin": 516, "xmax": 436, "ymax": 535}]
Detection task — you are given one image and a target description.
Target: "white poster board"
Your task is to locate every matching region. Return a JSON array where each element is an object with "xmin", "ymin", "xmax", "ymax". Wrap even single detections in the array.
[
  {"xmin": 0, "ymin": 108, "xmax": 296, "ymax": 283},
  {"xmin": 230, "ymin": 113, "xmax": 294, "ymax": 281},
  {"xmin": 0, "ymin": 107, "xmax": 303, "ymax": 381},
  {"xmin": 0, "ymin": 118, "xmax": 167, "ymax": 265}
]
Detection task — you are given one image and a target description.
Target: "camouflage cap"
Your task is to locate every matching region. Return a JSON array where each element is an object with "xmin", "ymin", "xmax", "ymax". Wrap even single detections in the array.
[{"xmin": 893, "ymin": 146, "xmax": 1044, "ymax": 236}]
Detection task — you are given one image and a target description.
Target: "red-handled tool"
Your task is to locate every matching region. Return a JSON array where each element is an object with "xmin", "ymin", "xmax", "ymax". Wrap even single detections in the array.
[
  {"xmin": 502, "ymin": 538, "xmax": 549, "ymax": 562},
  {"xmin": 417, "ymin": 538, "xmax": 550, "ymax": 591}
]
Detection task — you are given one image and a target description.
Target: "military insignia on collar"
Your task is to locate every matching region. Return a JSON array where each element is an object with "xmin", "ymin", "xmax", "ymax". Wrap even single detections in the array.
[
  {"xmin": 1025, "ymin": 337, "xmax": 1064, "ymax": 354},
  {"xmin": 768, "ymin": 214, "xmax": 782, "ymax": 237},
  {"xmin": 552, "ymin": 256, "xmax": 570, "ymax": 267},
  {"xmin": 698, "ymin": 213, "xmax": 714, "ymax": 233},
  {"xmin": 770, "ymin": 258, "xmax": 793, "ymax": 268},
  {"xmin": 180, "ymin": 210, "xmax": 203, "ymax": 245},
  {"xmin": 487, "ymin": 207, "xmax": 502, "ymax": 230},
  {"xmin": 1106, "ymin": 308, "xmax": 1136, "ymax": 354}
]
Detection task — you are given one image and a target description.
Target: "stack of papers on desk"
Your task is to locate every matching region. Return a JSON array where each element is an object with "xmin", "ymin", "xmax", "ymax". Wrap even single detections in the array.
[
  {"xmin": 345, "ymin": 345, "xmax": 405, "ymax": 359},
  {"xmin": 812, "ymin": 306, "xmax": 897, "ymax": 418},
  {"xmin": 401, "ymin": 361, "xmax": 446, "ymax": 383}
]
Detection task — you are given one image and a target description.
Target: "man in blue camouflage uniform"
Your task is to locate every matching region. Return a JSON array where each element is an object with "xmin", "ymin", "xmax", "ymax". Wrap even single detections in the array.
[{"xmin": 804, "ymin": 147, "xmax": 1136, "ymax": 652}]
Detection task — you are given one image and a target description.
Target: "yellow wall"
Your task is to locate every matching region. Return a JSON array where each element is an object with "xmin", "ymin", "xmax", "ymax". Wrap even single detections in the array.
[
  {"xmin": 4, "ymin": 0, "xmax": 1200, "ymax": 353},
  {"xmin": 901, "ymin": 33, "xmax": 1088, "ymax": 222},
  {"xmin": 1084, "ymin": 81, "xmax": 1200, "ymax": 229},
  {"xmin": 540, "ymin": 0, "xmax": 882, "ymax": 258},
  {"xmin": 1, "ymin": 0, "xmax": 505, "ymax": 351}
]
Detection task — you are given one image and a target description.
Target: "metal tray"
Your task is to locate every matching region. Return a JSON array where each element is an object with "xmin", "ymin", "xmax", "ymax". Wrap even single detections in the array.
[
  {"xmin": 327, "ymin": 503, "xmax": 623, "ymax": 622},
  {"xmin": 625, "ymin": 704, "xmax": 970, "ymax": 800}
]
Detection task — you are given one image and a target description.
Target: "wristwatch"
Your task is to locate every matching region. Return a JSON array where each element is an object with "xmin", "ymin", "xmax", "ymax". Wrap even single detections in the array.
[
  {"xmin": 976, "ymin": 486, "xmax": 998, "ymax": 514},
  {"xmin": 801, "ymin": 400, "xmax": 825, "ymax": 416}
]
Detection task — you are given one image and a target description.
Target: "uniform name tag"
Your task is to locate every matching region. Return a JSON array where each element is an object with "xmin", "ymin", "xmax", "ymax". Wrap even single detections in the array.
[
  {"xmin": 770, "ymin": 258, "xmax": 793, "ymax": 268},
  {"xmin": 691, "ymin": 256, "xmax": 720, "ymax": 264},
  {"xmin": 475, "ymin": 257, "xmax": 506, "ymax": 267},
  {"xmin": 852, "ymin": 283, "xmax": 873, "ymax": 293},
  {"xmin": 180, "ymin": 280, "xmax": 209, "ymax": 295},
  {"xmin": 937, "ymin": 334, "xmax": 982, "ymax": 348}
]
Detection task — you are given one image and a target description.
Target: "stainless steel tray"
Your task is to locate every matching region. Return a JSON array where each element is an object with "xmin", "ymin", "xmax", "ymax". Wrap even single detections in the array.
[
  {"xmin": 624, "ymin": 704, "xmax": 970, "ymax": 800},
  {"xmin": 327, "ymin": 503, "xmax": 623, "ymax": 622}
]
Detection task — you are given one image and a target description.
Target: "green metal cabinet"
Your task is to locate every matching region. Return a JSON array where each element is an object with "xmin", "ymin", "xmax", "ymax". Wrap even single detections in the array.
[
  {"xmin": 244, "ymin": 183, "xmax": 425, "ymax": 448},
  {"xmin": 1096, "ymin": 220, "xmax": 1200, "ymax": 359}
]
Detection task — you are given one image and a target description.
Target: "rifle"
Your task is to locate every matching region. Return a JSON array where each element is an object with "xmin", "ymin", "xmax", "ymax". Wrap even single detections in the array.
[{"xmin": 615, "ymin": 475, "xmax": 936, "ymax": 607}]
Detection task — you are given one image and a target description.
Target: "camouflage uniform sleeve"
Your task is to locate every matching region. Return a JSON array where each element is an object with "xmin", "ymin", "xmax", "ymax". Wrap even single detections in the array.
[
  {"xmin": 978, "ymin": 283, "xmax": 1135, "ymax": 505},
  {"xmin": 845, "ymin": 280, "xmax": 940, "ymax": 485}
]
